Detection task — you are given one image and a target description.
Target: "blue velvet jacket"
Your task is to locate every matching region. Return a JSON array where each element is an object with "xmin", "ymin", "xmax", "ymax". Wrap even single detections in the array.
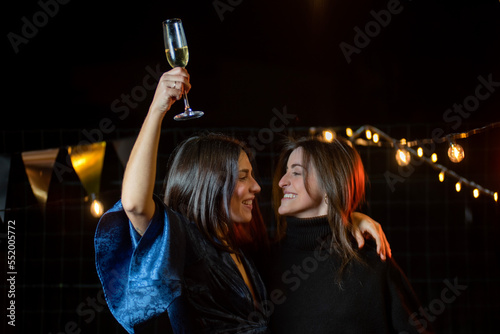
[{"xmin": 94, "ymin": 197, "xmax": 269, "ymax": 333}]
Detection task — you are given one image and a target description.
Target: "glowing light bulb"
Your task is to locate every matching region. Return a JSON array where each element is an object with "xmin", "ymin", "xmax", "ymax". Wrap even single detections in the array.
[
  {"xmin": 455, "ymin": 182, "xmax": 461, "ymax": 192},
  {"xmin": 473, "ymin": 188, "xmax": 479, "ymax": 198},
  {"xmin": 431, "ymin": 153, "xmax": 438, "ymax": 163},
  {"xmin": 373, "ymin": 133, "xmax": 379, "ymax": 143},
  {"xmin": 417, "ymin": 147, "xmax": 423, "ymax": 157},
  {"xmin": 395, "ymin": 149, "xmax": 411, "ymax": 166},
  {"xmin": 448, "ymin": 143, "xmax": 465, "ymax": 163},
  {"xmin": 91, "ymin": 199, "xmax": 104, "ymax": 218},
  {"xmin": 494, "ymin": 192, "xmax": 498, "ymax": 202},
  {"xmin": 346, "ymin": 128, "xmax": 353, "ymax": 137},
  {"xmin": 323, "ymin": 130, "xmax": 334, "ymax": 143},
  {"xmin": 366, "ymin": 130, "xmax": 372, "ymax": 140},
  {"xmin": 439, "ymin": 171, "xmax": 445, "ymax": 182}
]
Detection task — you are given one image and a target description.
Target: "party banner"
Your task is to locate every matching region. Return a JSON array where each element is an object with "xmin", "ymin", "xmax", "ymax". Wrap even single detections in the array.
[
  {"xmin": 21, "ymin": 148, "xmax": 60, "ymax": 210},
  {"xmin": 112, "ymin": 137, "xmax": 135, "ymax": 168},
  {"xmin": 0, "ymin": 155, "xmax": 11, "ymax": 222},
  {"xmin": 68, "ymin": 142, "xmax": 106, "ymax": 198}
]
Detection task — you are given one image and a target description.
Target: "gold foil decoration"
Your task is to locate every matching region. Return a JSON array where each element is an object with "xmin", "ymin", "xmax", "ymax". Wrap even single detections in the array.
[
  {"xmin": 21, "ymin": 148, "xmax": 60, "ymax": 209},
  {"xmin": 112, "ymin": 137, "xmax": 135, "ymax": 168},
  {"xmin": 68, "ymin": 142, "xmax": 106, "ymax": 198}
]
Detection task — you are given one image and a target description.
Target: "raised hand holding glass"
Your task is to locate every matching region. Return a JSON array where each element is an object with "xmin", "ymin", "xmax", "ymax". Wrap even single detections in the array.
[{"xmin": 163, "ymin": 18, "xmax": 204, "ymax": 121}]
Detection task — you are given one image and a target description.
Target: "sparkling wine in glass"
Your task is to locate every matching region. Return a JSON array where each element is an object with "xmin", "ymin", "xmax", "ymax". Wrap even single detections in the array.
[{"xmin": 163, "ymin": 18, "xmax": 204, "ymax": 121}]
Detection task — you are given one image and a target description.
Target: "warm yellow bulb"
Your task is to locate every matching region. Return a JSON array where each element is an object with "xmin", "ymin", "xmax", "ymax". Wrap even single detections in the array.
[
  {"xmin": 346, "ymin": 128, "xmax": 353, "ymax": 137},
  {"xmin": 473, "ymin": 189, "xmax": 479, "ymax": 198},
  {"xmin": 323, "ymin": 130, "xmax": 334, "ymax": 142},
  {"xmin": 365, "ymin": 130, "xmax": 372, "ymax": 140},
  {"xmin": 417, "ymin": 147, "xmax": 423, "ymax": 157},
  {"xmin": 448, "ymin": 143, "xmax": 465, "ymax": 163},
  {"xmin": 494, "ymin": 192, "xmax": 498, "ymax": 202},
  {"xmin": 439, "ymin": 171, "xmax": 445, "ymax": 182},
  {"xmin": 455, "ymin": 182, "xmax": 461, "ymax": 192},
  {"xmin": 395, "ymin": 149, "xmax": 411, "ymax": 166},
  {"xmin": 431, "ymin": 153, "xmax": 438, "ymax": 163},
  {"xmin": 373, "ymin": 133, "xmax": 379, "ymax": 143},
  {"xmin": 91, "ymin": 199, "xmax": 104, "ymax": 218}
]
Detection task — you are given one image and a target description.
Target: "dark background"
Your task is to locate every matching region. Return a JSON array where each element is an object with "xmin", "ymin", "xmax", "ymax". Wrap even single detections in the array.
[
  {"xmin": 2, "ymin": 0, "xmax": 500, "ymax": 333},
  {"xmin": 3, "ymin": 0, "xmax": 500, "ymax": 132}
]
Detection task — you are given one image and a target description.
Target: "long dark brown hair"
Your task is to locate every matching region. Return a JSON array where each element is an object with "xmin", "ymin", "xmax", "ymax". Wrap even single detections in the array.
[
  {"xmin": 163, "ymin": 133, "xmax": 268, "ymax": 254},
  {"xmin": 273, "ymin": 136, "xmax": 366, "ymax": 278}
]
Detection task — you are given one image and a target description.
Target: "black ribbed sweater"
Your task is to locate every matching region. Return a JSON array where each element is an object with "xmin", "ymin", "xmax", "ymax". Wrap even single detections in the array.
[{"xmin": 258, "ymin": 216, "xmax": 434, "ymax": 334}]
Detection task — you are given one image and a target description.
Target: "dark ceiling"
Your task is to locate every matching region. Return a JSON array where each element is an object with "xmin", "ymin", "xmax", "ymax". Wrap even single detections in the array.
[{"xmin": 4, "ymin": 0, "xmax": 500, "ymax": 135}]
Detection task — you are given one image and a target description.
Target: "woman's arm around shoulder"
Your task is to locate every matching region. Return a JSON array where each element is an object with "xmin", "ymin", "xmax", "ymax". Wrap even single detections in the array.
[{"xmin": 351, "ymin": 212, "xmax": 392, "ymax": 261}]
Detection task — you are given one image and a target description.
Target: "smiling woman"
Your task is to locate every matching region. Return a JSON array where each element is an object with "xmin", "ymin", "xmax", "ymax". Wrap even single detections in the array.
[
  {"xmin": 230, "ymin": 152, "xmax": 261, "ymax": 224},
  {"xmin": 268, "ymin": 136, "xmax": 433, "ymax": 333},
  {"xmin": 94, "ymin": 68, "xmax": 271, "ymax": 333},
  {"xmin": 278, "ymin": 147, "xmax": 328, "ymax": 218}
]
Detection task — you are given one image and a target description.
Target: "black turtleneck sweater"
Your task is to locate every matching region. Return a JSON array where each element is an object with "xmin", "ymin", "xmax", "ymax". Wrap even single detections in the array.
[{"xmin": 259, "ymin": 216, "xmax": 433, "ymax": 334}]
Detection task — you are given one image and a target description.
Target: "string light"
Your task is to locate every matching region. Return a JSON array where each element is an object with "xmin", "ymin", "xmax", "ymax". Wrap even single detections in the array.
[
  {"xmin": 4, "ymin": 124, "xmax": 499, "ymax": 217},
  {"xmin": 343, "ymin": 123, "xmax": 499, "ymax": 203},
  {"xmin": 395, "ymin": 149, "xmax": 411, "ymax": 166},
  {"xmin": 439, "ymin": 171, "xmax": 445, "ymax": 182},
  {"xmin": 402, "ymin": 122, "xmax": 500, "ymax": 147},
  {"xmin": 322, "ymin": 130, "xmax": 335, "ymax": 142},
  {"xmin": 91, "ymin": 199, "xmax": 104, "ymax": 218},
  {"xmin": 448, "ymin": 142, "xmax": 465, "ymax": 163},
  {"xmin": 89, "ymin": 194, "xmax": 104, "ymax": 218}
]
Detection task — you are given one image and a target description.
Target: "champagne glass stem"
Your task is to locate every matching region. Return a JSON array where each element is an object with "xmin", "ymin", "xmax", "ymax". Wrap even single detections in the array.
[{"xmin": 183, "ymin": 92, "xmax": 192, "ymax": 112}]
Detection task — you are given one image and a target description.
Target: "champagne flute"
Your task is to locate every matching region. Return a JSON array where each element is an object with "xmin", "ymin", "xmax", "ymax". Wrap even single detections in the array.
[{"xmin": 163, "ymin": 18, "xmax": 204, "ymax": 121}]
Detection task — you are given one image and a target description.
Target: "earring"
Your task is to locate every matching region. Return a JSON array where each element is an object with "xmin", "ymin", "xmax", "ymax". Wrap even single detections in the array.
[{"xmin": 324, "ymin": 194, "xmax": 328, "ymax": 204}]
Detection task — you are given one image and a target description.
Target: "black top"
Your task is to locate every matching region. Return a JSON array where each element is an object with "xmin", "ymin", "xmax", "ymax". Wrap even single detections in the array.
[{"xmin": 259, "ymin": 216, "xmax": 433, "ymax": 334}]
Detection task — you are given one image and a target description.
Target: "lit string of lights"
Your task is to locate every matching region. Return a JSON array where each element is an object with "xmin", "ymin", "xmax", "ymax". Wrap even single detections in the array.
[
  {"xmin": 314, "ymin": 122, "xmax": 499, "ymax": 202},
  {"xmin": 2, "ymin": 124, "xmax": 498, "ymax": 219}
]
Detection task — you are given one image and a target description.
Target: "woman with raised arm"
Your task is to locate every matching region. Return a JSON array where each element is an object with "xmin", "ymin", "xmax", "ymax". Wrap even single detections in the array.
[
  {"xmin": 267, "ymin": 136, "xmax": 433, "ymax": 334},
  {"xmin": 95, "ymin": 67, "xmax": 271, "ymax": 333}
]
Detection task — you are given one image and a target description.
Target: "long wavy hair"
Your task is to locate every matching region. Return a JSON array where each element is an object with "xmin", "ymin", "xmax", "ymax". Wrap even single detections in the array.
[
  {"xmin": 163, "ymin": 133, "xmax": 268, "ymax": 254},
  {"xmin": 273, "ymin": 136, "xmax": 366, "ymax": 278}
]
